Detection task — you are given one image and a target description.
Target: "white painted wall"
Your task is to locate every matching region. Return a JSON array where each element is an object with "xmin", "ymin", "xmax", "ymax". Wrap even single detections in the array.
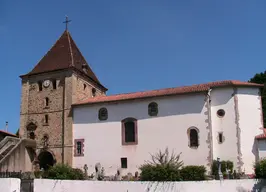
[
  {"xmin": 210, "ymin": 88, "xmax": 238, "ymax": 167},
  {"xmin": 237, "ymin": 87, "xmax": 262, "ymax": 174},
  {"xmin": 73, "ymin": 86, "xmax": 261, "ymax": 176},
  {"xmin": 73, "ymin": 93, "xmax": 210, "ymax": 175},
  {"xmin": 0, "ymin": 178, "xmax": 20, "ymax": 192},
  {"xmin": 34, "ymin": 179, "xmax": 266, "ymax": 192}
]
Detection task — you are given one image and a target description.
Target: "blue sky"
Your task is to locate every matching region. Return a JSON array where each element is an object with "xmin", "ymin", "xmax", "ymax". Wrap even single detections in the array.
[{"xmin": 1, "ymin": 0, "xmax": 266, "ymax": 133}]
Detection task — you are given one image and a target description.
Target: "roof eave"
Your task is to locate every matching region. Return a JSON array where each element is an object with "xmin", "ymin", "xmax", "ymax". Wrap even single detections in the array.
[
  {"xmin": 72, "ymin": 82, "xmax": 264, "ymax": 107},
  {"xmin": 72, "ymin": 90, "xmax": 207, "ymax": 107},
  {"xmin": 256, "ymin": 137, "xmax": 266, "ymax": 140},
  {"xmin": 20, "ymin": 67, "xmax": 108, "ymax": 92}
]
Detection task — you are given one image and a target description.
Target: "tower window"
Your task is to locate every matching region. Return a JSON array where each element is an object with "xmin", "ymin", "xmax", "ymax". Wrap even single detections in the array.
[
  {"xmin": 92, "ymin": 88, "xmax": 96, "ymax": 97},
  {"xmin": 38, "ymin": 81, "xmax": 43, "ymax": 91},
  {"xmin": 52, "ymin": 79, "xmax": 57, "ymax": 89},
  {"xmin": 98, "ymin": 108, "xmax": 108, "ymax": 121},
  {"xmin": 121, "ymin": 157, "xmax": 127, "ymax": 168},
  {"xmin": 45, "ymin": 115, "xmax": 49, "ymax": 124},
  {"xmin": 45, "ymin": 97, "xmax": 49, "ymax": 107},
  {"xmin": 83, "ymin": 84, "xmax": 87, "ymax": 90}
]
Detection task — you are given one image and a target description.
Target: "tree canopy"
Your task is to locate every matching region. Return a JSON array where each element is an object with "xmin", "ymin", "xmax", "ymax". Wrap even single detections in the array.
[{"xmin": 249, "ymin": 71, "xmax": 266, "ymax": 126}]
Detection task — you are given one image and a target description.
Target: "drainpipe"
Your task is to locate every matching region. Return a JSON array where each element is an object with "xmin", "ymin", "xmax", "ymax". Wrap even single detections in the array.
[
  {"xmin": 62, "ymin": 78, "xmax": 65, "ymax": 164},
  {"xmin": 206, "ymin": 88, "xmax": 214, "ymax": 171}
]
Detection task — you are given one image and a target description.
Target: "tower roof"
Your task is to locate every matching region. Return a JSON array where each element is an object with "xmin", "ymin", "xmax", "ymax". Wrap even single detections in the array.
[{"xmin": 21, "ymin": 30, "xmax": 106, "ymax": 90}]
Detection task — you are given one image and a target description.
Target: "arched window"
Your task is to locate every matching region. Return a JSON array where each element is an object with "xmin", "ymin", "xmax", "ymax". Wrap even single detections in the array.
[
  {"xmin": 148, "ymin": 102, "xmax": 158, "ymax": 116},
  {"xmin": 98, "ymin": 107, "xmax": 108, "ymax": 121},
  {"xmin": 122, "ymin": 118, "xmax": 138, "ymax": 145},
  {"xmin": 188, "ymin": 127, "xmax": 199, "ymax": 148}
]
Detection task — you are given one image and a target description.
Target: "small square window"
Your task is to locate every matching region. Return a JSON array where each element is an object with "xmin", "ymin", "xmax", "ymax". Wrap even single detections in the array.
[{"xmin": 121, "ymin": 157, "xmax": 127, "ymax": 168}]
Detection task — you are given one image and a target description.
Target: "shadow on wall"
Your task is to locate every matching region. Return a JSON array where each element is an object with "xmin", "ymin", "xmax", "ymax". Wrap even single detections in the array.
[
  {"xmin": 252, "ymin": 139, "xmax": 259, "ymax": 163},
  {"xmin": 74, "ymin": 93, "xmax": 213, "ymax": 124}
]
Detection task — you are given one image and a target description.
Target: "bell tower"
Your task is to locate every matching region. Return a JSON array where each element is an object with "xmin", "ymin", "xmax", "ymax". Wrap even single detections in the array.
[{"xmin": 19, "ymin": 28, "xmax": 107, "ymax": 168}]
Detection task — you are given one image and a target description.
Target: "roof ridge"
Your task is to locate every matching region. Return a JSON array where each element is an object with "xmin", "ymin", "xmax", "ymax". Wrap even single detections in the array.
[
  {"xmin": 66, "ymin": 30, "xmax": 74, "ymax": 67},
  {"xmin": 74, "ymin": 79, "xmax": 264, "ymax": 105},
  {"xmin": 99, "ymin": 80, "xmax": 260, "ymax": 97}
]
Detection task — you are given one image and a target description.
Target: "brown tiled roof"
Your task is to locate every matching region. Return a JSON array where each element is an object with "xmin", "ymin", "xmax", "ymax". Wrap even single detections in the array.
[
  {"xmin": 0, "ymin": 130, "xmax": 17, "ymax": 138},
  {"xmin": 255, "ymin": 129, "xmax": 266, "ymax": 140},
  {"xmin": 73, "ymin": 80, "xmax": 263, "ymax": 106},
  {"xmin": 21, "ymin": 30, "xmax": 106, "ymax": 89}
]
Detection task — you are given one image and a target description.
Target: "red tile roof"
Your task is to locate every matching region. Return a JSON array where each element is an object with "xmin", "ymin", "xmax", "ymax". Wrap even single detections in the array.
[
  {"xmin": 255, "ymin": 129, "xmax": 266, "ymax": 139},
  {"xmin": 73, "ymin": 80, "xmax": 263, "ymax": 106},
  {"xmin": 20, "ymin": 30, "xmax": 106, "ymax": 90},
  {"xmin": 0, "ymin": 130, "xmax": 17, "ymax": 138}
]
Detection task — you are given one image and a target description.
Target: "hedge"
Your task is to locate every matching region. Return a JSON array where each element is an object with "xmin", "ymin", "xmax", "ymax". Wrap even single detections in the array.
[
  {"xmin": 41, "ymin": 164, "xmax": 86, "ymax": 180},
  {"xmin": 180, "ymin": 165, "xmax": 206, "ymax": 181},
  {"xmin": 255, "ymin": 159, "xmax": 266, "ymax": 179}
]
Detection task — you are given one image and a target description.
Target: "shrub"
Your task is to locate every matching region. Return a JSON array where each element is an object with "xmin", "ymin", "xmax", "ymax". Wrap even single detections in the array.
[
  {"xmin": 139, "ymin": 148, "xmax": 183, "ymax": 181},
  {"xmin": 254, "ymin": 159, "xmax": 266, "ymax": 179},
  {"xmin": 211, "ymin": 160, "xmax": 233, "ymax": 176},
  {"xmin": 42, "ymin": 164, "xmax": 85, "ymax": 180},
  {"xmin": 180, "ymin": 165, "xmax": 206, "ymax": 181}
]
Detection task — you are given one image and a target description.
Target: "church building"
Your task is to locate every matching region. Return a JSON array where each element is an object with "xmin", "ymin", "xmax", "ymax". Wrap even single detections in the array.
[
  {"xmin": 72, "ymin": 81, "xmax": 263, "ymax": 175},
  {"xmin": 18, "ymin": 27, "xmax": 264, "ymax": 176}
]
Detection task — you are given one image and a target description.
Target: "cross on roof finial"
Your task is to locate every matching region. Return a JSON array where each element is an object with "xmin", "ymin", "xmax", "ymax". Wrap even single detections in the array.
[{"xmin": 63, "ymin": 15, "xmax": 71, "ymax": 31}]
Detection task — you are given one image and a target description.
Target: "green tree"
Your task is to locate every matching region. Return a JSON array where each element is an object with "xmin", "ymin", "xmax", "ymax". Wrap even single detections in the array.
[
  {"xmin": 15, "ymin": 129, "xmax": 19, "ymax": 137},
  {"xmin": 254, "ymin": 159, "xmax": 266, "ymax": 179},
  {"xmin": 249, "ymin": 71, "xmax": 266, "ymax": 126}
]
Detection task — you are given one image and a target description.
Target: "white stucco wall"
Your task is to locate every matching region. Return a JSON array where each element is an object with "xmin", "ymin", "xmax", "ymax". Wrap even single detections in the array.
[
  {"xmin": 73, "ymin": 93, "xmax": 210, "ymax": 175},
  {"xmin": 210, "ymin": 88, "xmax": 239, "ymax": 167},
  {"xmin": 34, "ymin": 179, "xmax": 266, "ymax": 192},
  {"xmin": 73, "ymin": 86, "xmax": 261, "ymax": 175},
  {"xmin": 0, "ymin": 178, "xmax": 20, "ymax": 192},
  {"xmin": 237, "ymin": 87, "xmax": 262, "ymax": 174}
]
